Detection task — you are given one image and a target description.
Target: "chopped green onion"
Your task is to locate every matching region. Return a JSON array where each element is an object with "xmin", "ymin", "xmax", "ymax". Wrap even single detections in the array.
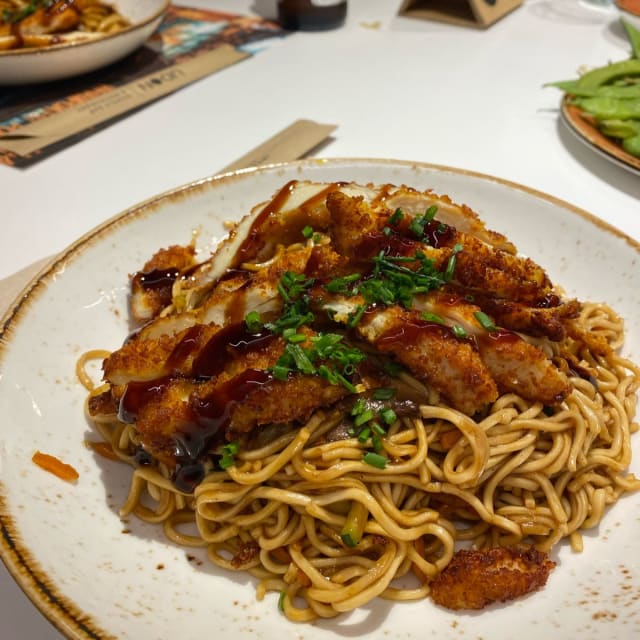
[
  {"xmin": 326, "ymin": 273, "xmax": 361, "ymax": 295},
  {"xmin": 409, "ymin": 216, "xmax": 426, "ymax": 238},
  {"xmin": 302, "ymin": 225, "xmax": 314, "ymax": 239},
  {"xmin": 380, "ymin": 408, "xmax": 397, "ymax": 425},
  {"xmin": 357, "ymin": 427, "xmax": 371, "ymax": 443},
  {"xmin": 452, "ymin": 325, "xmax": 468, "ymax": 339},
  {"xmin": 354, "ymin": 409, "xmax": 375, "ymax": 427},
  {"xmin": 474, "ymin": 310, "xmax": 497, "ymax": 331},
  {"xmin": 373, "ymin": 387, "xmax": 396, "ymax": 400},
  {"xmin": 219, "ymin": 441, "xmax": 240, "ymax": 469},
  {"xmin": 371, "ymin": 433, "xmax": 383, "ymax": 453},
  {"xmin": 363, "ymin": 452, "xmax": 388, "ymax": 469},
  {"xmin": 285, "ymin": 343, "xmax": 315, "ymax": 375},
  {"xmin": 382, "ymin": 226, "xmax": 392, "ymax": 237},
  {"xmin": 371, "ymin": 421, "xmax": 386, "ymax": 436},
  {"xmin": 244, "ymin": 310, "xmax": 263, "ymax": 333},
  {"xmin": 340, "ymin": 502, "xmax": 368, "ymax": 548},
  {"xmin": 351, "ymin": 397, "xmax": 366, "ymax": 416},
  {"xmin": 278, "ymin": 590, "xmax": 286, "ymax": 612},
  {"xmin": 347, "ymin": 304, "xmax": 366, "ymax": 328},
  {"xmin": 444, "ymin": 244, "xmax": 463, "ymax": 282},
  {"xmin": 389, "ymin": 208, "xmax": 404, "ymax": 225},
  {"xmin": 424, "ymin": 205, "xmax": 438, "ymax": 222},
  {"xmin": 272, "ymin": 364, "xmax": 290, "ymax": 381},
  {"xmin": 421, "ymin": 311, "xmax": 446, "ymax": 325}
]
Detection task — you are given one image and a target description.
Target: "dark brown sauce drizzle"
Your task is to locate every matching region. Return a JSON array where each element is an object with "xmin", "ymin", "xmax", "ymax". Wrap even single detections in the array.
[
  {"xmin": 176, "ymin": 368, "xmax": 272, "ymax": 492},
  {"xmin": 422, "ymin": 220, "xmax": 455, "ymax": 248},
  {"xmin": 534, "ymin": 293, "xmax": 561, "ymax": 308},
  {"xmin": 232, "ymin": 180, "xmax": 298, "ymax": 267},
  {"xmin": 376, "ymin": 318, "xmax": 454, "ymax": 349},
  {"xmin": 118, "ymin": 323, "xmax": 277, "ymax": 492},
  {"xmin": 133, "ymin": 267, "xmax": 181, "ymax": 292},
  {"xmin": 480, "ymin": 328, "xmax": 520, "ymax": 345}
]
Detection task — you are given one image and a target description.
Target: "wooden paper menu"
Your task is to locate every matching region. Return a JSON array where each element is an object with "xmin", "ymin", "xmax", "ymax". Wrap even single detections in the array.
[{"xmin": 398, "ymin": 0, "xmax": 523, "ymax": 29}]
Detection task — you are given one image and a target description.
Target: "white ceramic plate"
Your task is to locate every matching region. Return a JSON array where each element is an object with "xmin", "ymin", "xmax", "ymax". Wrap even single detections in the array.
[
  {"xmin": 0, "ymin": 0, "xmax": 169, "ymax": 85},
  {"xmin": 1, "ymin": 158, "xmax": 640, "ymax": 640}
]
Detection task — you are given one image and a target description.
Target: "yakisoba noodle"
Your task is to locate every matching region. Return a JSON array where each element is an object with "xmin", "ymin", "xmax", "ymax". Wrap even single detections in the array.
[
  {"xmin": 81, "ymin": 180, "xmax": 640, "ymax": 620},
  {"xmin": 0, "ymin": 0, "xmax": 129, "ymax": 51}
]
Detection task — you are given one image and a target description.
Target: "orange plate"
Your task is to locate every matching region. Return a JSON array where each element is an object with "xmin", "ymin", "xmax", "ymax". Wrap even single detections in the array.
[{"xmin": 561, "ymin": 97, "xmax": 640, "ymax": 174}]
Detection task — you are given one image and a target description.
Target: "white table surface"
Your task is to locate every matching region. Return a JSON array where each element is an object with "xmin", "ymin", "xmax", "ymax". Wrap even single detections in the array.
[{"xmin": 1, "ymin": 0, "xmax": 638, "ymax": 637}]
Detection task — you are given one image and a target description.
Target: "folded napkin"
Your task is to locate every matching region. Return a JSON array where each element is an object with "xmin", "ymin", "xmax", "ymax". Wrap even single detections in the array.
[{"xmin": 0, "ymin": 256, "xmax": 51, "ymax": 315}]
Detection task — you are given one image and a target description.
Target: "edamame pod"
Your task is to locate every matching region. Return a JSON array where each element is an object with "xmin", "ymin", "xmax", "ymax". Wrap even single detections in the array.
[
  {"xmin": 622, "ymin": 133, "xmax": 640, "ymax": 156},
  {"xmin": 575, "ymin": 59, "xmax": 640, "ymax": 91},
  {"xmin": 622, "ymin": 19, "xmax": 640, "ymax": 59},
  {"xmin": 547, "ymin": 81, "xmax": 640, "ymax": 98},
  {"xmin": 574, "ymin": 96, "xmax": 640, "ymax": 120},
  {"xmin": 599, "ymin": 119, "xmax": 640, "ymax": 139}
]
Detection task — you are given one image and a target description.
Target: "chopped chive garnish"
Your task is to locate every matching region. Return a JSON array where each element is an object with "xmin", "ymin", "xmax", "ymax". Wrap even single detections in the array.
[
  {"xmin": 363, "ymin": 452, "xmax": 388, "ymax": 469},
  {"xmin": 340, "ymin": 501, "xmax": 368, "ymax": 548},
  {"xmin": 452, "ymin": 325, "xmax": 468, "ymax": 339},
  {"xmin": 347, "ymin": 304, "xmax": 366, "ymax": 328},
  {"xmin": 371, "ymin": 421, "xmax": 386, "ymax": 436},
  {"xmin": 312, "ymin": 232, "xmax": 322, "ymax": 244},
  {"xmin": 380, "ymin": 408, "xmax": 397, "ymax": 425},
  {"xmin": 421, "ymin": 311, "xmax": 446, "ymax": 325},
  {"xmin": 272, "ymin": 364, "xmax": 290, "ymax": 381},
  {"xmin": 286, "ymin": 343, "xmax": 315, "ymax": 375},
  {"xmin": 444, "ymin": 243, "xmax": 463, "ymax": 281},
  {"xmin": 373, "ymin": 387, "xmax": 395, "ymax": 400},
  {"xmin": 389, "ymin": 208, "xmax": 404, "ymax": 225},
  {"xmin": 474, "ymin": 310, "xmax": 497, "ymax": 331},
  {"xmin": 326, "ymin": 273, "xmax": 361, "ymax": 295},
  {"xmin": 245, "ymin": 310, "xmax": 263, "ymax": 332},
  {"xmin": 409, "ymin": 216, "xmax": 426, "ymax": 238},
  {"xmin": 357, "ymin": 427, "xmax": 371, "ymax": 442},
  {"xmin": 354, "ymin": 409, "xmax": 375, "ymax": 427},
  {"xmin": 371, "ymin": 433, "xmax": 383, "ymax": 453},
  {"xmin": 302, "ymin": 225, "xmax": 314, "ymax": 239},
  {"xmin": 424, "ymin": 205, "xmax": 438, "ymax": 222},
  {"xmin": 219, "ymin": 441, "xmax": 240, "ymax": 469},
  {"xmin": 351, "ymin": 397, "xmax": 366, "ymax": 416},
  {"xmin": 278, "ymin": 590, "xmax": 286, "ymax": 612}
]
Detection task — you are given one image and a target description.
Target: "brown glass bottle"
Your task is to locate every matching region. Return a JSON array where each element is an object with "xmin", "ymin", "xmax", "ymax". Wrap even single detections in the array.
[{"xmin": 277, "ymin": 0, "xmax": 347, "ymax": 31}]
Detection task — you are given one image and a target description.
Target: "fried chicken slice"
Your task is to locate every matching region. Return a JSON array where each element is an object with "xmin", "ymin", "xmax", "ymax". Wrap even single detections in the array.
[
  {"xmin": 325, "ymin": 190, "xmax": 552, "ymax": 304},
  {"xmin": 415, "ymin": 292, "xmax": 572, "ymax": 406},
  {"xmin": 115, "ymin": 341, "xmax": 350, "ymax": 468},
  {"xmin": 130, "ymin": 244, "xmax": 197, "ymax": 323},
  {"xmin": 16, "ymin": 3, "xmax": 81, "ymax": 36},
  {"xmin": 466, "ymin": 291, "xmax": 581, "ymax": 341},
  {"xmin": 320, "ymin": 293, "xmax": 498, "ymax": 415},
  {"xmin": 430, "ymin": 546, "xmax": 556, "ymax": 610},
  {"xmin": 382, "ymin": 185, "xmax": 516, "ymax": 253}
]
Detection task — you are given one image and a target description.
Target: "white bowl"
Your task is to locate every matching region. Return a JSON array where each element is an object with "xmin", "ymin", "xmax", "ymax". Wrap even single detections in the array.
[
  {"xmin": 616, "ymin": 0, "xmax": 640, "ymax": 31},
  {"xmin": 0, "ymin": 0, "xmax": 170, "ymax": 85}
]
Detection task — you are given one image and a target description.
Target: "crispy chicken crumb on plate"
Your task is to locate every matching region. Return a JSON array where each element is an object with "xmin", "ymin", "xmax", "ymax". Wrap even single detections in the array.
[{"xmin": 0, "ymin": 159, "xmax": 639, "ymax": 640}]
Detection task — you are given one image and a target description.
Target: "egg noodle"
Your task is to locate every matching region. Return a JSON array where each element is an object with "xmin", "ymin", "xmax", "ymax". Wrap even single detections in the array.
[
  {"xmin": 0, "ymin": 0, "xmax": 129, "ymax": 51},
  {"xmin": 79, "ymin": 299, "xmax": 640, "ymax": 621}
]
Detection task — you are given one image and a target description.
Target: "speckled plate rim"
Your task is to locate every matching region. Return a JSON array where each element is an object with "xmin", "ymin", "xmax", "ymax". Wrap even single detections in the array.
[
  {"xmin": 561, "ymin": 97, "xmax": 640, "ymax": 175},
  {"xmin": 1, "ymin": 157, "xmax": 639, "ymax": 640}
]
